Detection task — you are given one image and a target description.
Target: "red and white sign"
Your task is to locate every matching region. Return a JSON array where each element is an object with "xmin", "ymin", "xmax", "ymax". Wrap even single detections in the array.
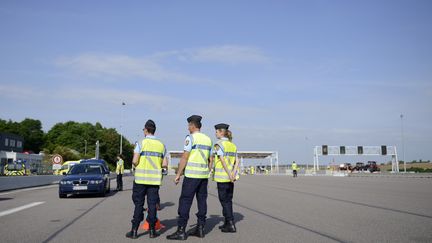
[
  {"xmin": 52, "ymin": 154, "xmax": 63, "ymax": 171},
  {"xmin": 52, "ymin": 154, "xmax": 63, "ymax": 165}
]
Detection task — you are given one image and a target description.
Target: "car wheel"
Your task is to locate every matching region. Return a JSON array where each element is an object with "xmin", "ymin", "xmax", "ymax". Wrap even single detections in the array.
[
  {"xmin": 100, "ymin": 182, "xmax": 107, "ymax": 197},
  {"xmin": 59, "ymin": 193, "xmax": 67, "ymax": 198}
]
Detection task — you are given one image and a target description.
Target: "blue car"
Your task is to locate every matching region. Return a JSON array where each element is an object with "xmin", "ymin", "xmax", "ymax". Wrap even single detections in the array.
[
  {"xmin": 80, "ymin": 159, "xmax": 110, "ymax": 173},
  {"xmin": 59, "ymin": 163, "xmax": 110, "ymax": 198}
]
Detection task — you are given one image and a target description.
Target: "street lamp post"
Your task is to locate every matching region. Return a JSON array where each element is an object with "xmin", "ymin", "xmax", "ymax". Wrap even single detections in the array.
[
  {"xmin": 305, "ymin": 136, "xmax": 309, "ymax": 171},
  {"xmin": 400, "ymin": 114, "xmax": 406, "ymax": 173},
  {"xmin": 120, "ymin": 102, "xmax": 126, "ymax": 155},
  {"xmin": 84, "ymin": 140, "xmax": 87, "ymax": 157}
]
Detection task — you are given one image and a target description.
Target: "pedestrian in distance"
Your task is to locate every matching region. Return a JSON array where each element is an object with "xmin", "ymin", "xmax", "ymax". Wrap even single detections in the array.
[
  {"xmin": 292, "ymin": 161, "xmax": 298, "ymax": 178},
  {"xmin": 116, "ymin": 154, "xmax": 124, "ymax": 191}
]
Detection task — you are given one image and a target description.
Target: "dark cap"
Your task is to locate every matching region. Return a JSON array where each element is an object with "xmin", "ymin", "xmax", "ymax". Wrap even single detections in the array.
[
  {"xmin": 214, "ymin": 123, "xmax": 229, "ymax": 130},
  {"xmin": 144, "ymin": 119, "xmax": 156, "ymax": 129},
  {"xmin": 187, "ymin": 115, "xmax": 202, "ymax": 123}
]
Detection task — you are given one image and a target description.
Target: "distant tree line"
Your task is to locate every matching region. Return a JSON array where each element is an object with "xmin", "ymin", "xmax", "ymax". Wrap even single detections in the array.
[{"xmin": 0, "ymin": 118, "xmax": 133, "ymax": 170}]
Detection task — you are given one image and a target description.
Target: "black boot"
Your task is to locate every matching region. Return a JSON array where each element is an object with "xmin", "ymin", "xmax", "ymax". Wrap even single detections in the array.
[
  {"xmin": 149, "ymin": 225, "xmax": 159, "ymax": 238},
  {"xmin": 221, "ymin": 220, "xmax": 236, "ymax": 233},
  {"xmin": 125, "ymin": 227, "xmax": 138, "ymax": 239},
  {"xmin": 189, "ymin": 224, "xmax": 205, "ymax": 238},
  {"xmin": 166, "ymin": 226, "xmax": 187, "ymax": 240},
  {"xmin": 218, "ymin": 220, "xmax": 228, "ymax": 229}
]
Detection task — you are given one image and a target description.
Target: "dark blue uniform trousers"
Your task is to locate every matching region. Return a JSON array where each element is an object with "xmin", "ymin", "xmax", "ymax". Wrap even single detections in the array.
[
  {"xmin": 178, "ymin": 177, "xmax": 208, "ymax": 227},
  {"xmin": 217, "ymin": 182, "xmax": 235, "ymax": 221},
  {"xmin": 131, "ymin": 182, "xmax": 159, "ymax": 228}
]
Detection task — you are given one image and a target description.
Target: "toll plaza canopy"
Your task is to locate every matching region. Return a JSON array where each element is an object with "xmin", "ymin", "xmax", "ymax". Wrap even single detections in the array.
[{"xmin": 167, "ymin": 151, "xmax": 279, "ymax": 173}]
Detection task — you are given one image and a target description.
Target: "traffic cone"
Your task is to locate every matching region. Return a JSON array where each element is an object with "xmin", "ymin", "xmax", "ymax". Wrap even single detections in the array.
[
  {"xmin": 140, "ymin": 208, "xmax": 165, "ymax": 231},
  {"xmin": 141, "ymin": 218, "xmax": 165, "ymax": 231}
]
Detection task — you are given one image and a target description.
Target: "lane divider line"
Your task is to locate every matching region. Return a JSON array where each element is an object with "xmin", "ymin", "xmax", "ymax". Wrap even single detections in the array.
[{"xmin": 0, "ymin": 201, "xmax": 45, "ymax": 218}]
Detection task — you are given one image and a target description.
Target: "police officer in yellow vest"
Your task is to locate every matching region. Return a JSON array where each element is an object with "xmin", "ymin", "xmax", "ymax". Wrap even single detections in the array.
[
  {"xmin": 213, "ymin": 123, "xmax": 239, "ymax": 233},
  {"xmin": 167, "ymin": 115, "xmax": 213, "ymax": 240},
  {"xmin": 126, "ymin": 120, "xmax": 167, "ymax": 239},
  {"xmin": 116, "ymin": 155, "xmax": 124, "ymax": 191},
  {"xmin": 292, "ymin": 161, "xmax": 298, "ymax": 178}
]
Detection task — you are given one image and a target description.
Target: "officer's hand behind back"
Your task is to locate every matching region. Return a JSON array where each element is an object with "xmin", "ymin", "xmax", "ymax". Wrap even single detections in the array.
[{"xmin": 174, "ymin": 175, "xmax": 180, "ymax": 185}]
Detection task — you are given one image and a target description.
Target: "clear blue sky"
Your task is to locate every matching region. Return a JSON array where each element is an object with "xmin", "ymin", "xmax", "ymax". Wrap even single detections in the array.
[{"xmin": 1, "ymin": 0, "xmax": 431, "ymax": 165}]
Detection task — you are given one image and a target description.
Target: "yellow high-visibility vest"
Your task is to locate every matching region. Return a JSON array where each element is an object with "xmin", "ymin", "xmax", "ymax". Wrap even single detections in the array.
[
  {"xmin": 213, "ymin": 139, "xmax": 239, "ymax": 182},
  {"xmin": 135, "ymin": 138, "xmax": 165, "ymax": 185},
  {"xmin": 184, "ymin": 132, "xmax": 212, "ymax": 179},
  {"xmin": 116, "ymin": 159, "xmax": 124, "ymax": 175},
  {"xmin": 292, "ymin": 163, "xmax": 298, "ymax": 170}
]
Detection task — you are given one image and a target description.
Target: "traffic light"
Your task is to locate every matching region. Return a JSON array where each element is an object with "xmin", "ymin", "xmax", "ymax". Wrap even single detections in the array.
[
  {"xmin": 381, "ymin": 145, "xmax": 387, "ymax": 155},
  {"xmin": 358, "ymin": 146, "xmax": 363, "ymax": 155},
  {"xmin": 322, "ymin": 145, "xmax": 328, "ymax": 155},
  {"xmin": 340, "ymin": 146, "xmax": 346, "ymax": 154}
]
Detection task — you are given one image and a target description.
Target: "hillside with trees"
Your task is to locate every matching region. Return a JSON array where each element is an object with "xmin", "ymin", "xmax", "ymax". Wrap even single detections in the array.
[{"xmin": 0, "ymin": 118, "xmax": 133, "ymax": 170}]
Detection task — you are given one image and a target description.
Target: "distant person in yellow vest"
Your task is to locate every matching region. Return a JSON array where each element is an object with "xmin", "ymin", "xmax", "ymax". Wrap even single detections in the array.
[
  {"xmin": 292, "ymin": 161, "xmax": 298, "ymax": 178},
  {"xmin": 213, "ymin": 123, "xmax": 239, "ymax": 233},
  {"xmin": 126, "ymin": 120, "xmax": 167, "ymax": 239},
  {"xmin": 116, "ymin": 155, "xmax": 124, "ymax": 191},
  {"xmin": 167, "ymin": 115, "xmax": 213, "ymax": 240}
]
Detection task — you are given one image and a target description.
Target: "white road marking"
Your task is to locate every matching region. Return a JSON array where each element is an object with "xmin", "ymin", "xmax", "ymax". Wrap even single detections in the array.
[
  {"xmin": 0, "ymin": 185, "xmax": 57, "ymax": 196},
  {"xmin": 0, "ymin": 201, "xmax": 45, "ymax": 218}
]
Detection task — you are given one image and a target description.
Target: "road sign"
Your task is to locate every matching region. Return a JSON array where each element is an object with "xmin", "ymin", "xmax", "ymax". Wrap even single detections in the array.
[
  {"xmin": 52, "ymin": 154, "xmax": 63, "ymax": 164},
  {"xmin": 53, "ymin": 164, "xmax": 62, "ymax": 170},
  {"xmin": 52, "ymin": 154, "xmax": 63, "ymax": 170}
]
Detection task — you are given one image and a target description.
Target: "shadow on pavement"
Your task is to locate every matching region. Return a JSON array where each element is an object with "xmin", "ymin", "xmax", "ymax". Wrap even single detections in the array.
[
  {"xmin": 159, "ymin": 212, "xmax": 245, "ymax": 235},
  {"xmin": 67, "ymin": 190, "xmax": 118, "ymax": 199},
  {"xmin": 0, "ymin": 197, "xmax": 13, "ymax": 201},
  {"xmin": 204, "ymin": 212, "xmax": 244, "ymax": 234},
  {"xmin": 159, "ymin": 201, "xmax": 175, "ymax": 210}
]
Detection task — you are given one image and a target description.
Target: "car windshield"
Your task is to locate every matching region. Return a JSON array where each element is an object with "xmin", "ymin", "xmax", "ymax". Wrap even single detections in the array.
[
  {"xmin": 7, "ymin": 164, "xmax": 23, "ymax": 170},
  {"xmin": 68, "ymin": 164, "xmax": 102, "ymax": 175}
]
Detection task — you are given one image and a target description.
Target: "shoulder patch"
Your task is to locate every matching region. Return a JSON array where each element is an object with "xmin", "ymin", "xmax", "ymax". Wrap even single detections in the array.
[
  {"xmin": 185, "ymin": 139, "xmax": 190, "ymax": 146},
  {"xmin": 214, "ymin": 144, "xmax": 220, "ymax": 150}
]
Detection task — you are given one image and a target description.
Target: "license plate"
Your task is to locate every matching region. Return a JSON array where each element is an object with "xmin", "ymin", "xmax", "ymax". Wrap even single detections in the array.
[{"xmin": 73, "ymin": 186, "xmax": 88, "ymax": 190}]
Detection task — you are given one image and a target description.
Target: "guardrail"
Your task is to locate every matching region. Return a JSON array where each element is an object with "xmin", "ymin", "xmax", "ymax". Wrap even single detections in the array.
[{"xmin": 0, "ymin": 172, "xmax": 127, "ymax": 192}]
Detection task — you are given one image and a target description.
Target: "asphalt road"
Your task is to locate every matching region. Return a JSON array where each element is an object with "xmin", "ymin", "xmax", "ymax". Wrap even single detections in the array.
[{"xmin": 0, "ymin": 175, "xmax": 431, "ymax": 243}]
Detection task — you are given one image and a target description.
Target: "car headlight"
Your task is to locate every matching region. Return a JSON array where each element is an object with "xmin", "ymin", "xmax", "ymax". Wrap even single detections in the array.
[
  {"xmin": 60, "ymin": 180, "xmax": 72, "ymax": 185},
  {"xmin": 89, "ymin": 180, "xmax": 104, "ymax": 184}
]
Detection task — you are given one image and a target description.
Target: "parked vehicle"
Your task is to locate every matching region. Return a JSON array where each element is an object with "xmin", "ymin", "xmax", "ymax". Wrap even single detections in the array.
[
  {"xmin": 339, "ymin": 163, "xmax": 352, "ymax": 171},
  {"xmin": 54, "ymin": 160, "xmax": 81, "ymax": 175},
  {"xmin": 365, "ymin": 161, "xmax": 380, "ymax": 172},
  {"xmin": 4, "ymin": 161, "xmax": 26, "ymax": 176},
  {"xmin": 352, "ymin": 162, "xmax": 365, "ymax": 172}
]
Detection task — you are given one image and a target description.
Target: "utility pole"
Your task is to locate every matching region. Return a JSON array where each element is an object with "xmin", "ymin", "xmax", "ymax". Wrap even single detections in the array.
[
  {"xmin": 305, "ymin": 136, "xmax": 309, "ymax": 171},
  {"xmin": 400, "ymin": 114, "xmax": 406, "ymax": 173},
  {"xmin": 95, "ymin": 140, "xmax": 100, "ymax": 159},
  {"xmin": 120, "ymin": 102, "xmax": 126, "ymax": 155},
  {"xmin": 84, "ymin": 140, "xmax": 87, "ymax": 157}
]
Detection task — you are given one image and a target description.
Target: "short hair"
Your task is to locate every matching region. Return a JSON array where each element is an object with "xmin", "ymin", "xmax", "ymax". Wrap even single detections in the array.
[
  {"xmin": 189, "ymin": 120, "xmax": 202, "ymax": 129},
  {"xmin": 146, "ymin": 126, "xmax": 156, "ymax": 134}
]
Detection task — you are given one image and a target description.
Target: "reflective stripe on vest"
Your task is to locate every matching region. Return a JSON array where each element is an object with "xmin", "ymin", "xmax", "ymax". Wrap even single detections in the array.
[
  {"xmin": 185, "ymin": 132, "xmax": 212, "ymax": 179},
  {"xmin": 213, "ymin": 140, "xmax": 239, "ymax": 182},
  {"xmin": 135, "ymin": 138, "xmax": 165, "ymax": 185}
]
